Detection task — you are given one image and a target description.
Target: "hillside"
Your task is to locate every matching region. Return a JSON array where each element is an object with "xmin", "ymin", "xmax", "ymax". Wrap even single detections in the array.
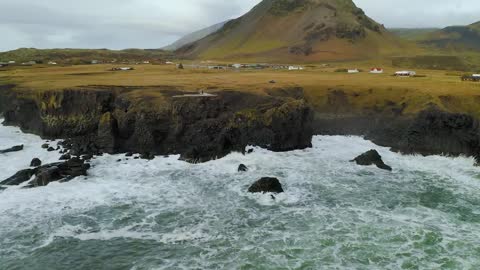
[
  {"xmin": 389, "ymin": 28, "xmax": 439, "ymax": 41},
  {"xmin": 0, "ymin": 48, "xmax": 173, "ymax": 65},
  {"xmin": 163, "ymin": 21, "xmax": 229, "ymax": 51},
  {"xmin": 419, "ymin": 21, "xmax": 480, "ymax": 51},
  {"xmin": 177, "ymin": 0, "xmax": 407, "ymax": 62}
]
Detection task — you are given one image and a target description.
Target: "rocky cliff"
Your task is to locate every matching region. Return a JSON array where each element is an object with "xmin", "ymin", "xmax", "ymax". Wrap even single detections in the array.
[
  {"xmin": 1, "ymin": 85, "xmax": 479, "ymax": 163},
  {"xmin": 0, "ymin": 86, "xmax": 313, "ymax": 162}
]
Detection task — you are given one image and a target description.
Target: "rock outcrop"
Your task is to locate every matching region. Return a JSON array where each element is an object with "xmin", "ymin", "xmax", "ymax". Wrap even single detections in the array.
[
  {"xmin": 238, "ymin": 164, "xmax": 248, "ymax": 172},
  {"xmin": 352, "ymin": 150, "xmax": 392, "ymax": 171},
  {"xmin": 0, "ymin": 145, "xmax": 24, "ymax": 154},
  {"xmin": 0, "ymin": 87, "xmax": 314, "ymax": 163},
  {"xmin": 30, "ymin": 158, "xmax": 42, "ymax": 167},
  {"xmin": 0, "ymin": 158, "xmax": 90, "ymax": 188},
  {"xmin": 248, "ymin": 177, "xmax": 284, "ymax": 193}
]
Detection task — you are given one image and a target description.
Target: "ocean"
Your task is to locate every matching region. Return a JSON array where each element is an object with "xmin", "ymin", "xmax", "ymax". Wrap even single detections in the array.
[{"xmin": 1, "ymin": 123, "xmax": 480, "ymax": 270}]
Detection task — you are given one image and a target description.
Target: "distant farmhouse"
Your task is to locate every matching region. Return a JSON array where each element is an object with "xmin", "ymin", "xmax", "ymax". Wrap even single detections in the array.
[
  {"xmin": 348, "ymin": 69, "xmax": 360, "ymax": 73},
  {"xmin": 461, "ymin": 74, "xmax": 480, "ymax": 82},
  {"xmin": 370, "ymin": 68, "xmax": 384, "ymax": 74},
  {"xmin": 288, "ymin": 66, "xmax": 305, "ymax": 71},
  {"xmin": 395, "ymin": 71, "xmax": 416, "ymax": 77}
]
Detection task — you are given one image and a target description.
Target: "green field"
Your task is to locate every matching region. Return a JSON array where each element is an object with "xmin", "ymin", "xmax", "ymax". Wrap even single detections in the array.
[{"xmin": 2, "ymin": 62, "xmax": 480, "ymax": 117}]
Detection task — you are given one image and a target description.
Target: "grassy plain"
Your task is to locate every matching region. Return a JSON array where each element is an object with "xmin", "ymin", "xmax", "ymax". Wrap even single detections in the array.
[{"xmin": 1, "ymin": 63, "xmax": 480, "ymax": 117}]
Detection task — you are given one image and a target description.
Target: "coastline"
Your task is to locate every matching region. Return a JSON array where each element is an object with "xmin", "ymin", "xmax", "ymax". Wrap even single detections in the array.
[{"xmin": 1, "ymin": 84, "xmax": 479, "ymax": 164}]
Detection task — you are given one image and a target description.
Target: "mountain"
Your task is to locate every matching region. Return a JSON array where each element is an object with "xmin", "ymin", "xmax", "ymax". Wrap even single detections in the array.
[
  {"xmin": 177, "ymin": 0, "xmax": 405, "ymax": 62},
  {"xmin": 163, "ymin": 21, "xmax": 229, "ymax": 51},
  {"xmin": 389, "ymin": 28, "xmax": 439, "ymax": 41},
  {"xmin": 420, "ymin": 21, "xmax": 480, "ymax": 51}
]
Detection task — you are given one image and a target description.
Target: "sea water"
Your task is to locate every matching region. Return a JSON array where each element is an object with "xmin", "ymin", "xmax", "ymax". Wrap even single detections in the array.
[{"xmin": 1, "ymin": 123, "xmax": 480, "ymax": 270}]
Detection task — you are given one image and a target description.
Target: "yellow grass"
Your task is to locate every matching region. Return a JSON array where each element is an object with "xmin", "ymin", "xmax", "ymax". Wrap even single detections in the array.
[{"xmin": 1, "ymin": 63, "xmax": 480, "ymax": 117}]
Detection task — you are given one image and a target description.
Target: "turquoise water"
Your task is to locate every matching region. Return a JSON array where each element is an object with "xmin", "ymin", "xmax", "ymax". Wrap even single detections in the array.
[{"xmin": 1, "ymin": 124, "xmax": 480, "ymax": 270}]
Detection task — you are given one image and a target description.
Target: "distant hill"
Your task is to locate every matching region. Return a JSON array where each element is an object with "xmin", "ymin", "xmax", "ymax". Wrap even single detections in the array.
[
  {"xmin": 163, "ymin": 21, "xmax": 229, "ymax": 51},
  {"xmin": 419, "ymin": 21, "xmax": 480, "ymax": 51},
  {"xmin": 177, "ymin": 0, "xmax": 406, "ymax": 62},
  {"xmin": 389, "ymin": 28, "xmax": 439, "ymax": 41},
  {"xmin": 0, "ymin": 48, "xmax": 172, "ymax": 64}
]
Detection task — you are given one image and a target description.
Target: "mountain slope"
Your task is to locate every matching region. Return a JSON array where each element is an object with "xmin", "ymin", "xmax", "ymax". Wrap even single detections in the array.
[
  {"xmin": 420, "ymin": 21, "xmax": 480, "ymax": 51},
  {"xmin": 177, "ymin": 0, "xmax": 406, "ymax": 62},
  {"xmin": 163, "ymin": 21, "xmax": 229, "ymax": 51}
]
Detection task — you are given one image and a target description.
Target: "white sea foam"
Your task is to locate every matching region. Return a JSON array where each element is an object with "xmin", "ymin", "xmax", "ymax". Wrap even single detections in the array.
[{"xmin": 1, "ymin": 123, "xmax": 480, "ymax": 269}]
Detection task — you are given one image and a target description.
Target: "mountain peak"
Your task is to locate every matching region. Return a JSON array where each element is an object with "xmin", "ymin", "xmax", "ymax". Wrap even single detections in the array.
[{"xmin": 178, "ymin": 0, "xmax": 403, "ymax": 62}]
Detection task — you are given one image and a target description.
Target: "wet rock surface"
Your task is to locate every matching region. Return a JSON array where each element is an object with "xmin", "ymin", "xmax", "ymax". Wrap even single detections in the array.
[
  {"xmin": 352, "ymin": 150, "xmax": 392, "ymax": 171},
  {"xmin": 0, "ymin": 157, "xmax": 90, "ymax": 188},
  {"xmin": 248, "ymin": 177, "xmax": 284, "ymax": 193},
  {"xmin": 30, "ymin": 158, "xmax": 42, "ymax": 167},
  {"xmin": 0, "ymin": 145, "xmax": 24, "ymax": 154}
]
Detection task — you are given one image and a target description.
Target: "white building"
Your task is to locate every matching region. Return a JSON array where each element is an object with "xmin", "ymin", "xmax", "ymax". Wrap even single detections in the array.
[
  {"xmin": 348, "ymin": 69, "xmax": 360, "ymax": 73},
  {"xmin": 48, "ymin": 61, "xmax": 57, "ymax": 65},
  {"xmin": 8, "ymin": 61, "xmax": 15, "ymax": 64},
  {"xmin": 288, "ymin": 66, "xmax": 304, "ymax": 71},
  {"xmin": 473, "ymin": 74, "xmax": 480, "ymax": 77},
  {"xmin": 395, "ymin": 71, "xmax": 416, "ymax": 77},
  {"xmin": 370, "ymin": 68, "xmax": 384, "ymax": 74},
  {"xmin": 232, "ymin": 63, "xmax": 242, "ymax": 69}
]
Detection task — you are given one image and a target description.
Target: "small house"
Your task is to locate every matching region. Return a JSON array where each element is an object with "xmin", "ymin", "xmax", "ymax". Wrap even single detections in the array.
[
  {"xmin": 395, "ymin": 71, "xmax": 416, "ymax": 77},
  {"xmin": 370, "ymin": 68, "xmax": 384, "ymax": 74},
  {"xmin": 473, "ymin": 74, "xmax": 480, "ymax": 78},
  {"xmin": 348, "ymin": 69, "xmax": 359, "ymax": 73},
  {"xmin": 8, "ymin": 61, "xmax": 15, "ymax": 64},
  {"xmin": 165, "ymin": 61, "xmax": 175, "ymax": 65},
  {"xmin": 112, "ymin": 67, "xmax": 134, "ymax": 71},
  {"xmin": 288, "ymin": 66, "xmax": 304, "ymax": 71},
  {"xmin": 91, "ymin": 60, "xmax": 99, "ymax": 64},
  {"xmin": 232, "ymin": 63, "xmax": 242, "ymax": 69},
  {"xmin": 48, "ymin": 61, "xmax": 57, "ymax": 65}
]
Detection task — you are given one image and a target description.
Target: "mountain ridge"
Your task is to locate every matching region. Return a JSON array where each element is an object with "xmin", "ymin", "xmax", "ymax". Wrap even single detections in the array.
[{"xmin": 177, "ymin": 0, "xmax": 406, "ymax": 62}]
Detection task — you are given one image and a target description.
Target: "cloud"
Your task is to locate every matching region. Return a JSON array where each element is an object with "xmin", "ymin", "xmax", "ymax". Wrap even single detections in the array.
[{"xmin": 0, "ymin": 0, "xmax": 478, "ymax": 51}]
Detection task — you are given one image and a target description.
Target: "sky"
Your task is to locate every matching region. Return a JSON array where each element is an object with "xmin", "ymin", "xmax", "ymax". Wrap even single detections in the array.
[{"xmin": 0, "ymin": 0, "xmax": 479, "ymax": 51}]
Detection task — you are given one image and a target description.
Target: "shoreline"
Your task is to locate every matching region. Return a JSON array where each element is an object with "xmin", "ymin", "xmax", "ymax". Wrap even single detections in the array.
[{"xmin": 1, "ymin": 84, "xmax": 479, "ymax": 165}]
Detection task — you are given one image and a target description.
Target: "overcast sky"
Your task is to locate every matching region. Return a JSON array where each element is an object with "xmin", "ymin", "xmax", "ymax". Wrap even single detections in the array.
[{"xmin": 0, "ymin": 0, "xmax": 479, "ymax": 51}]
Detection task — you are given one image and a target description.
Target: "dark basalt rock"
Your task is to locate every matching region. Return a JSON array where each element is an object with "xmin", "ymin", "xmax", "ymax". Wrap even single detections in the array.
[
  {"xmin": 47, "ymin": 147, "xmax": 55, "ymax": 152},
  {"xmin": 248, "ymin": 177, "xmax": 284, "ymax": 193},
  {"xmin": 0, "ymin": 145, "xmax": 24, "ymax": 154},
  {"xmin": 1, "ymin": 88, "xmax": 313, "ymax": 163},
  {"xmin": 238, "ymin": 164, "xmax": 248, "ymax": 172},
  {"xmin": 59, "ymin": 154, "xmax": 71, "ymax": 160},
  {"xmin": 0, "ymin": 169, "xmax": 36, "ymax": 186},
  {"xmin": 125, "ymin": 152, "xmax": 133, "ymax": 157},
  {"xmin": 41, "ymin": 143, "xmax": 49, "ymax": 149},
  {"xmin": 140, "ymin": 152, "xmax": 155, "ymax": 160},
  {"xmin": 0, "ymin": 158, "xmax": 90, "ymax": 187},
  {"xmin": 30, "ymin": 158, "xmax": 42, "ymax": 167},
  {"xmin": 352, "ymin": 150, "xmax": 392, "ymax": 171}
]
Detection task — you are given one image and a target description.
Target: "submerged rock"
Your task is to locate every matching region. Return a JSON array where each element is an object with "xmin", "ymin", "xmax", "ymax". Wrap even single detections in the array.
[
  {"xmin": 30, "ymin": 158, "xmax": 42, "ymax": 167},
  {"xmin": 238, "ymin": 164, "xmax": 248, "ymax": 172},
  {"xmin": 0, "ymin": 145, "xmax": 24, "ymax": 154},
  {"xmin": 352, "ymin": 150, "xmax": 392, "ymax": 171},
  {"xmin": 41, "ymin": 143, "xmax": 49, "ymax": 149},
  {"xmin": 248, "ymin": 177, "xmax": 284, "ymax": 193}
]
